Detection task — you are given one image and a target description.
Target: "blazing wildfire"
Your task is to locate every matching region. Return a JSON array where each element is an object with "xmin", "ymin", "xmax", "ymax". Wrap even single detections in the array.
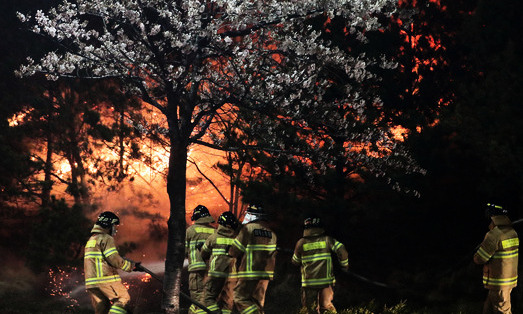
[{"xmin": 1, "ymin": 0, "xmax": 523, "ymax": 313}]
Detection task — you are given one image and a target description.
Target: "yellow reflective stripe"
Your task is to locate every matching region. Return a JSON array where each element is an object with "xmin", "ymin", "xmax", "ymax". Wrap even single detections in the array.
[
  {"xmin": 292, "ymin": 254, "xmax": 301, "ymax": 263},
  {"xmin": 332, "ymin": 241, "xmax": 343, "ymax": 251},
  {"xmin": 194, "ymin": 308, "xmax": 206, "ymax": 314},
  {"xmin": 109, "ymin": 305, "xmax": 126, "ymax": 313},
  {"xmin": 477, "ymin": 247, "xmax": 492, "ymax": 260},
  {"xmin": 207, "ymin": 304, "xmax": 220, "ymax": 311},
  {"xmin": 222, "ymin": 310, "xmax": 232, "ymax": 314},
  {"xmin": 96, "ymin": 257, "xmax": 103, "ymax": 277},
  {"xmin": 303, "ymin": 241, "xmax": 327, "ymax": 251},
  {"xmin": 302, "ymin": 277, "xmax": 335, "ymax": 287},
  {"xmin": 85, "ymin": 240, "xmax": 97, "ymax": 248},
  {"xmin": 104, "ymin": 247, "xmax": 118, "ymax": 258},
  {"xmin": 233, "ymin": 239, "xmax": 246, "ymax": 252},
  {"xmin": 122, "ymin": 259, "xmax": 131, "ymax": 271},
  {"xmin": 85, "ymin": 275, "xmax": 121, "ymax": 286},
  {"xmin": 502, "ymin": 238, "xmax": 519, "ymax": 249},
  {"xmin": 216, "ymin": 237, "xmax": 234, "ymax": 245},
  {"xmin": 242, "ymin": 304, "xmax": 258, "ymax": 314},
  {"xmin": 212, "ymin": 248, "xmax": 228, "ymax": 255},
  {"xmin": 189, "ymin": 240, "xmax": 206, "ymax": 265},
  {"xmin": 246, "ymin": 244, "xmax": 277, "ymax": 251},
  {"xmin": 209, "ymin": 270, "xmax": 230, "ymax": 277},
  {"xmin": 84, "ymin": 252, "xmax": 103, "ymax": 259},
  {"xmin": 188, "ymin": 262, "xmax": 207, "ymax": 271},
  {"xmin": 301, "ymin": 253, "xmax": 332, "ymax": 262},
  {"xmin": 194, "ymin": 227, "xmax": 215, "ymax": 234},
  {"xmin": 340, "ymin": 259, "xmax": 349, "ymax": 267},
  {"xmin": 492, "ymin": 249, "xmax": 518, "ymax": 259},
  {"xmin": 244, "ymin": 244, "xmax": 276, "ymax": 273},
  {"xmin": 210, "ymin": 255, "xmax": 217, "ymax": 272},
  {"xmin": 483, "ymin": 276, "xmax": 518, "ymax": 286},
  {"xmin": 189, "ymin": 240, "xmax": 207, "ymax": 245},
  {"xmin": 236, "ymin": 271, "xmax": 274, "ymax": 278}
]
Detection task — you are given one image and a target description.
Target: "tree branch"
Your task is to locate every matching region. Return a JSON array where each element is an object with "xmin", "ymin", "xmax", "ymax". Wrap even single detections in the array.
[{"xmin": 187, "ymin": 158, "xmax": 230, "ymax": 206}]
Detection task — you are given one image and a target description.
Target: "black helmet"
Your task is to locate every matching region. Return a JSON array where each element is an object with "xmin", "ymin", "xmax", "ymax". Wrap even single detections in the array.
[
  {"xmin": 304, "ymin": 216, "xmax": 322, "ymax": 229},
  {"xmin": 242, "ymin": 204, "xmax": 266, "ymax": 224},
  {"xmin": 96, "ymin": 211, "xmax": 120, "ymax": 229},
  {"xmin": 191, "ymin": 205, "xmax": 211, "ymax": 221},
  {"xmin": 485, "ymin": 203, "xmax": 508, "ymax": 217},
  {"xmin": 218, "ymin": 211, "xmax": 239, "ymax": 230},
  {"xmin": 246, "ymin": 204, "xmax": 264, "ymax": 215}
]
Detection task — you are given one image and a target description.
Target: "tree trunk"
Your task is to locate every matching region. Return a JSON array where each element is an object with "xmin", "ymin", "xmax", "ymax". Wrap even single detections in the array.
[
  {"xmin": 42, "ymin": 129, "xmax": 53, "ymax": 208},
  {"xmin": 162, "ymin": 141, "xmax": 188, "ymax": 313}
]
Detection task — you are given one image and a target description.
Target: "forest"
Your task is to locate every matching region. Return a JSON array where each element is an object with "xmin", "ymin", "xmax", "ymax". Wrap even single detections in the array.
[{"xmin": 1, "ymin": 0, "xmax": 523, "ymax": 313}]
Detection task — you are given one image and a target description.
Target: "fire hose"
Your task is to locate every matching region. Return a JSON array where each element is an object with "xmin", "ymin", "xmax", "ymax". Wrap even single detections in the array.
[
  {"xmin": 275, "ymin": 247, "xmax": 393, "ymax": 289},
  {"xmin": 134, "ymin": 264, "xmax": 216, "ymax": 314},
  {"xmin": 134, "ymin": 218, "xmax": 523, "ymax": 310},
  {"xmin": 278, "ymin": 218, "xmax": 523, "ymax": 293}
]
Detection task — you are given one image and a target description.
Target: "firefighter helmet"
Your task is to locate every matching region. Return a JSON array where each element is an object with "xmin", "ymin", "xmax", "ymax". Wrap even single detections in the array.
[
  {"xmin": 246, "ymin": 204, "xmax": 264, "ymax": 215},
  {"xmin": 242, "ymin": 204, "xmax": 266, "ymax": 224},
  {"xmin": 218, "ymin": 211, "xmax": 239, "ymax": 230},
  {"xmin": 191, "ymin": 205, "xmax": 211, "ymax": 221},
  {"xmin": 304, "ymin": 216, "xmax": 322, "ymax": 229},
  {"xmin": 96, "ymin": 211, "xmax": 120, "ymax": 229},
  {"xmin": 485, "ymin": 203, "xmax": 508, "ymax": 217}
]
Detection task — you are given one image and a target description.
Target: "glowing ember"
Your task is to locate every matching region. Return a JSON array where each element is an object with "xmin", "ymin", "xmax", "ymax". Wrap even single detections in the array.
[
  {"xmin": 140, "ymin": 273, "xmax": 152, "ymax": 283},
  {"xmin": 46, "ymin": 267, "xmax": 82, "ymax": 309}
]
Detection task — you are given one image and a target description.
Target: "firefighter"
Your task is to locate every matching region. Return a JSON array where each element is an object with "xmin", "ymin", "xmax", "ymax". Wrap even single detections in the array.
[
  {"xmin": 229, "ymin": 204, "xmax": 277, "ymax": 314},
  {"xmin": 198, "ymin": 211, "xmax": 240, "ymax": 314},
  {"xmin": 186, "ymin": 204, "xmax": 216, "ymax": 314},
  {"xmin": 84, "ymin": 211, "xmax": 139, "ymax": 314},
  {"xmin": 474, "ymin": 203, "xmax": 519, "ymax": 314},
  {"xmin": 292, "ymin": 215, "xmax": 349, "ymax": 314}
]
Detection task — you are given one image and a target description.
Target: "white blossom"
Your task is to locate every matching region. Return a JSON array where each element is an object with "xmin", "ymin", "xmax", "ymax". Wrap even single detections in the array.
[{"xmin": 16, "ymin": 0, "xmax": 422, "ymax": 191}]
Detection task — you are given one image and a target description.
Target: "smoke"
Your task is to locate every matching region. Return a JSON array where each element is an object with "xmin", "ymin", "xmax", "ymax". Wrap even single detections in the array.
[
  {"xmin": 0, "ymin": 140, "xmax": 232, "ymax": 311},
  {"xmin": 0, "ymin": 251, "xmax": 37, "ymax": 297}
]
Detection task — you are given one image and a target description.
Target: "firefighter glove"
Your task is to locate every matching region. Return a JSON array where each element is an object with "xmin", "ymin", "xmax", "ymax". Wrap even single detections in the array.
[{"xmin": 133, "ymin": 262, "xmax": 143, "ymax": 272}]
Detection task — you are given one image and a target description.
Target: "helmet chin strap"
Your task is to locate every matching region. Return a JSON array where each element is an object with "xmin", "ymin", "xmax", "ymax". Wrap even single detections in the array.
[{"xmin": 111, "ymin": 225, "xmax": 118, "ymax": 236}]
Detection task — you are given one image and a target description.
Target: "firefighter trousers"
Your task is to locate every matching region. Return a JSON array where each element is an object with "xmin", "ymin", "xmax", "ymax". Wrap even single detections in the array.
[
  {"xmin": 233, "ymin": 279, "xmax": 269, "ymax": 314},
  {"xmin": 301, "ymin": 285, "xmax": 336, "ymax": 314},
  {"xmin": 86, "ymin": 282, "xmax": 131, "ymax": 314},
  {"xmin": 483, "ymin": 288, "xmax": 513, "ymax": 314},
  {"xmin": 189, "ymin": 271, "xmax": 207, "ymax": 314},
  {"xmin": 200, "ymin": 276, "xmax": 236, "ymax": 314}
]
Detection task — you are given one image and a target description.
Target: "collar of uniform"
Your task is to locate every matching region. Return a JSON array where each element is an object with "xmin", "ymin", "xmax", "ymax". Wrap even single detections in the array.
[
  {"xmin": 491, "ymin": 215, "xmax": 512, "ymax": 226},
  {"xmin": 195, "ymin": 215, "xmax": 214, "ymax": 224},
  {"xmin": 217, "ymin": 224, "xmax": 235, "ymax": 237},
  {"xmin": 303, "ymin": 227, "xmax": 325, "ymax": 237},
  {"xmin": 91, "ymin": 224, "xmax": 110, "ymax": 234}
]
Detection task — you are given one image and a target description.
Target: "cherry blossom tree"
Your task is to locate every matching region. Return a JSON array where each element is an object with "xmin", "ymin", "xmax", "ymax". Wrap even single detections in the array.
[{"xmin": 16, "ymin": 0, "xmax": 404, "ymax": 311}]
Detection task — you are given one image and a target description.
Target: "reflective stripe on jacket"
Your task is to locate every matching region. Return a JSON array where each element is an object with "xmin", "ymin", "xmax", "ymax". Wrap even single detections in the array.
[
  {"xmin": 201, "ymin": 224, "xmax": 237, "ymax": 278},
  {"xmin": 229, "ymin": 220, "xmax": 277, "ymax": 280},
  {"xmin": 84, "ymin": 224, "xmax": 132, "ymax": 287},
  {"xmin": 291, "ymin": 227, "xmax": 349, "ymax": 288},
  {"xmin": 186, "ymin": 216, "xmax": 215, "ymax": 272},
  {"xmin": 474, "ymin": 215, "xmax": 519, "ymax": 289}
]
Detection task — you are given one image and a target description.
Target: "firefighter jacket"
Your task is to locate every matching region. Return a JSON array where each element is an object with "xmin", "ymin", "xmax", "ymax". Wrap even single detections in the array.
[
  {"xmin": 229, "ymin": 220, "xmax": 277, "ymax": 280},
  {"xmin": 84, "ymin": 224, "xmax": 133, "ymax": 288},
  {"xmin": 201, "ymin": 224, "xmax": 237, "ymax": 278},
  {"xmin": 186, "ymin": 215, "xmax": 215, "ymax": 272},
  {"xmin": 292, "ymin": 227, "xmax": 349, "ymax": 288},
  {"xmin": 474, "ymin": 215, "xmax": 519, "ymax": 289}
]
